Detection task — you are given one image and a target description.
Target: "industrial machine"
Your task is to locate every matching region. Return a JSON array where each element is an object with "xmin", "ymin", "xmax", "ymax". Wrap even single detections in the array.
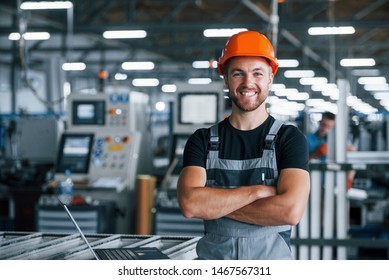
[
  {"xmin": 48, "ymin": 90, "xmax": 149, "ymax": 234},
  {"xmin": 155, "ymin": 82, "xmax": 225, "ymax": 236}
]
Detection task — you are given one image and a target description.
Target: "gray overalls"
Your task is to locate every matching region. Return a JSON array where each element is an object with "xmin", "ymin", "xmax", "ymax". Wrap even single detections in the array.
[{"xmin": 196, "ymin": 120, "xmax": 292, "ymax": 260}]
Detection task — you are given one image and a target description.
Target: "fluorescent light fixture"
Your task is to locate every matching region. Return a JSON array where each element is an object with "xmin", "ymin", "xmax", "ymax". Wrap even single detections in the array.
[
  {"xmin": 286, "ymin": 92, "xmax": 309, "ymax": 101},
  {"xmin": 364, "ymin": 84, "xmax": 389, "ymax": 91},
  {"xmin": 103, "ymin": 30, "xmax": 147, "ymax": 39},
  {"xmin": 373, "ymin": 92, "xmax": 389, "ymax": 100},
  {"xmin": 188, "ymin": 78, "xmax": 212, "ymax": 85},
  {"xmin": 284, "ymin": 70, "xmax": 315, "ymax": 78},
  {"xmin": 300, "ymin": 77, "xmax": 328, "ymax": 85},
  {"xmin": 20, "ymin": 1, "xmax": 73, "ymax": 10},
  {"xmin": 380, "ymin": 100, "xmax": 389, "ymax": 107},
  {"xmin": 311, "ymin": 83, "xmax": 338, "ymax": 92},
  {"xmin": 161, "ymin": 84, "xmax": 177, "ymax": 93},
  {"xmin": 267, "ymin": 96, "xmax": 280, "ymax": 105},
  {"xmin": 347, "ymin": 96, "xmax": 378, "ymax": 114},
  {"xmin": 340, "ymin": 58, "xmax": 375, "ymax": 67},
  {"xmin": 203, "ymin": 28, "xmax": 247, "ymax": 38},
  {"xmin": 122, "ymin": 61, "xmax": 154, "ymax": 70},
  {"xmin": 271, "ymin": 84, "xmax": 286, "ymax": 91},
  {"xmin": 278, "ymin": 59, "xmax": 299, "ymax": 68},
  {"xmin": 306, "ymin": 98, "xmax": 327, "ymax": 107},
  {"xmin": 132, "ymin": 78, "xmax": 159, "ymax": 87},
  {"xmin": 8, "ymin": 32, "xmax": 50, "ymax": 40},
  {"xmin": 114, "ymin": 73, "xmax": 128, "ymax": 80},
  {"xmin": 323, "ymin": 90, "xmax": 340, "ymax": 100},
  {"xmin": 308, "ymin": 26, "xmax": 355, "ymax": 35},
  {"xmin": 269, "ymin": 100, "xmax": 305, "ymax": 117},
  {"xmin": 192, "ymin": 60, "xmax": 217, "ymax": 69},
  {"xmin": 62, "ymin": 62, "xmax": 86, "ymax": 71},
  {"xmin": 274, "ymin": 88, "xmax": 298, "ymax": 97},
  {"xmin": 357, "ymin": 77, "xmax": 386, "ymax": 85},
  {"xmin": 351, "ymin": 69, "xmax": 380, "ymax": 76}
]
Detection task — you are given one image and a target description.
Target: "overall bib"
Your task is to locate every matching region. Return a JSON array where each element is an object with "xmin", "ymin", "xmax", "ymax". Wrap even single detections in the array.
[{"xmin": 196, "ymin": 120, "xmax": 292, "ymax": 260}]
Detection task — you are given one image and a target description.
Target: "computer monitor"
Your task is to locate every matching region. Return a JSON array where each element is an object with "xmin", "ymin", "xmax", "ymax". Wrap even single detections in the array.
[
  {"xmin": 178, "ymin": 92, "xmax": 219, "ymax": 125},
  {"xmin": 172, "ymin": 82, "xmax": 224, "ymax": 135},
  {"xmin": 55, "ymin": 133, "xmax": 94, "ymax": 174},
  {"xmin": 71, "ymin": 100, "xmax": 105, "ymax": 126}
]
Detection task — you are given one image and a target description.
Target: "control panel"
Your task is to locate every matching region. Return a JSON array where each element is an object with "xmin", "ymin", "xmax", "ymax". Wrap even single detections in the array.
[
  {"xmin": 90, "ymin": 131, "xmax": 140, "ymax": 185},
  {"xmin": 66, "ymin": 92, "xmax": 148, "ymax": 132}
]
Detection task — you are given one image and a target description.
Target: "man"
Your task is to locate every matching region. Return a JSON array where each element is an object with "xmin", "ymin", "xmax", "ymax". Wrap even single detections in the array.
[
  {"xmin": 306, "ymin": 111, "xmax": 336, "ymax": 161},
  {"xmin": 177, "ymin": 31, "xmax": 310, "ymax": 260},
  {"xmin": 306, "ymin": 111, "xmax": 355, "ymax": 189}
]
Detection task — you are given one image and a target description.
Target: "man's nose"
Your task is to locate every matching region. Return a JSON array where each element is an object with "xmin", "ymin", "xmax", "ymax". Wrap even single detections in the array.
[{"xmin": 243, "ymin": 73, "xmax": 254, "ymax": 85}]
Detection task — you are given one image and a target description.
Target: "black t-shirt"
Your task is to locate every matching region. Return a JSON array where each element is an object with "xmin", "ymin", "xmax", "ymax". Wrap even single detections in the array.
[{"xmin": 183, "ymin": 115, "xmax": 309, "ymax": 172}]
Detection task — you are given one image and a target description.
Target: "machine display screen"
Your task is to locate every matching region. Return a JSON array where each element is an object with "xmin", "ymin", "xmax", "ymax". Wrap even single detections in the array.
[
  {"xmin": 178, "ymin": 92, "xmax": 218, "ymax": 125},
  {"xmin": 55, "ymin": 133, "xmax": 94, "ymax": 174},
  {"xmin": 72, "ymin": 100, "xmax": 105, "ymax": 125}
]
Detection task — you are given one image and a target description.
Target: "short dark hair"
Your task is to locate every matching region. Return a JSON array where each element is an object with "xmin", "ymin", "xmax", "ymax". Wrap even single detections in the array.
[{"xmin": 322, "ymin": 111, "xmax": 335, "ymax": 121}]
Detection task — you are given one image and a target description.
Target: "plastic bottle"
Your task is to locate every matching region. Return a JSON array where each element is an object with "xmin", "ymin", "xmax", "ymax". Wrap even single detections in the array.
[{"xmin": 59, "ymin": 169, "xmax": 74, "ymax": 205}]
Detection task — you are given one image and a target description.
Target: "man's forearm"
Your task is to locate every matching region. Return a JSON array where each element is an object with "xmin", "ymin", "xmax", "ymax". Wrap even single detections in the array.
[{"xmin": 226, "ymin": 195, "xmax": 292, "ymax": 226}]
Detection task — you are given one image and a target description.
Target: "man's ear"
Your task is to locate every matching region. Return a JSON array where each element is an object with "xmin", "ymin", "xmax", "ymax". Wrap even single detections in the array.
[{"xmin": 268, "ymin": 72, "xmax": 274, "ymax": 88}]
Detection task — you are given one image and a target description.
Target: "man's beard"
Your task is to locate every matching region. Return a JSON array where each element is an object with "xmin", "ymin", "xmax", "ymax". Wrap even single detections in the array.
[{"xmin": 231, "ymin": 92, "xmax": 267, "ymax": 112}]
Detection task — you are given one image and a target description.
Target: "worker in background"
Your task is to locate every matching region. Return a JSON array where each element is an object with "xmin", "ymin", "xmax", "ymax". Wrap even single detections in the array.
[
  {"xmin": 306, "ymin": 111, "xmax": 355, "ymax": 190},
  {"xmin": 177, "ymin": 31, "xmax": 310, "ymax": 260},
  {"xmin": 306, "ymin": 111, "xmax": 336, "ymax": 161}
]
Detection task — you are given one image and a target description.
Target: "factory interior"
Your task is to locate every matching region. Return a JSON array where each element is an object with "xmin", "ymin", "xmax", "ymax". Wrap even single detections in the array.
[{"xmin": 0, "ymin": 0, "xmax": 389, "ymax": 260}]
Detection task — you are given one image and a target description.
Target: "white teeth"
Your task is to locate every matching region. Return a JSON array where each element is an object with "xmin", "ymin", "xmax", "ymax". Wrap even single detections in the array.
[{"xmin": 242, "ymin": 91, "xmax": 255, "ymax": 96}]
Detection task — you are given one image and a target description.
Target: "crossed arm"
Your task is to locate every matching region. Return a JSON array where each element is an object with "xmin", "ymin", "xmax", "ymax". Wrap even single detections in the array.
[{"xmin": 177, "ymin": 166, "xmax": 310, "ymax": 226}]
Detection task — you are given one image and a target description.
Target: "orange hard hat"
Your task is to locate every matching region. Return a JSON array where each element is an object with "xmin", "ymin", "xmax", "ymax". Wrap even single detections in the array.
[{"xmin": 217, "ymin": 31, "xmax": 278, "ymax": 76}]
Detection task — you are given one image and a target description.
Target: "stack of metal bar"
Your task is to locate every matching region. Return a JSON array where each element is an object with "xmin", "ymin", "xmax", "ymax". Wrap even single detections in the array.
[{"xmin": 0, "ymin": 232, "xmax": 200, "ymax": 260}]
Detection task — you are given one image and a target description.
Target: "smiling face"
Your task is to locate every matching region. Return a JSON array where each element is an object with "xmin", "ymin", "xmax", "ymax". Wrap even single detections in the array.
[{"xmin": 224, "ymin": 56, "xmax": 273, "ymax": 113}]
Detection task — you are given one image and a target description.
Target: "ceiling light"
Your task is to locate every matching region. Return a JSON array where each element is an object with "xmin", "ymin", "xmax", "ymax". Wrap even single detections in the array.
[
  {"xmin": 62, "ymin": 62, "xmax": 86, "ymax": 71},
  {"xmin": 188, "ymin": 78, "xmax": 212, "ymax": 85},
  {"xmin": 299, "ymin": 77, "xmax": 328, "ymax": 85},
  {"xmin": 284, "ymin": 70, "xmax": 315, "ymax": 78},
  {"xmin": 161, "ymin": 84, "xmax": 177, "ymax": 93},
  {"xmin": 340, "ymin": 58, "xmax": 375, "ymax": 67},
  {"xmin": 121, "ymin": 61, "xmax": 154, "ymax": 70},
  {"xmin": 8, "ymin": 32, "xmax": 50, "ymax": 41},
  {"xmin": 311, "ymin": 83, "xmax": 338, "ymax": 92},
  {"xmin": 271, "ymin": 84, "xmax": 286, "ymax": 91},
  {"xmin": 373, "ymin": 92, "xmax": 389, "ymax": 100},
  {"xmin": 364, "ymin": 84, "xmax": 389, "ymax": 91},
  {"xmin": 274, "ymin": 88, "xmax": 298, "ymax": 97},
  {"xmin": 347, "ymin": 96, "xmax": 377, "ymax": 114},
  {"xmin": 20, "ymin": 1, "xmax": 73, "ymax": 10},
  {"xmin": 357, "ymin": 77, "xmax": 387, "ymax": 85},
  {"xmin": 114, "ymin": 73, "xmax": 127, "ymax": 80},
  {"xmin": 103, "ymin": 30, "xmax": 147, "ymax": 39},
  {"xmin": 192, "ymin": 60, "xmax": 217, "ymax": 69},
  {"xmin": 203, "ymin": 28, "xmax": 247, "ymax": 38},
  {"xmin": 286, "ymin": 92, "xmax": 309, "ymax": 101},
  {"xmin": 132, "ymin": 78, "xmax": 159, "ymax": 87},
  {"xmin": 380, "ymin": 100, "xmax": 389, "ymax": 107},
  {"xmin": 351, "ymin": 69, "xmax": 381, "ymax": 76},
  {"xmin": 308, "ymin": 26, "xmax": 355, "ymax": 35},
  {"xmin": 278, "ymin": 59, "xmax": 299, "ymax": 68},
  {"xmin": 155, "ymin": 101, "xmax": 166, "ymax": 112}
]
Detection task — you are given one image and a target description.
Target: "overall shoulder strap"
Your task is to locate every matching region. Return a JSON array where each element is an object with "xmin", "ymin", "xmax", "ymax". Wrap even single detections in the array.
[
  {"xmin": 264, "ymin": 119, "xmax": 283, "ymax": 150},
  {"xmin": 209, "ymin": 123, "xmax": 219, "ymax": 151}
]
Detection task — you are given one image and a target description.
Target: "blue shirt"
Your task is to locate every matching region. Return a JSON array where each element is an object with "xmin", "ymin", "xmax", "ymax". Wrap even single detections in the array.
[{"xmin": 306, "ymin": 131, "xmax": 327, "ymax": 161}]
